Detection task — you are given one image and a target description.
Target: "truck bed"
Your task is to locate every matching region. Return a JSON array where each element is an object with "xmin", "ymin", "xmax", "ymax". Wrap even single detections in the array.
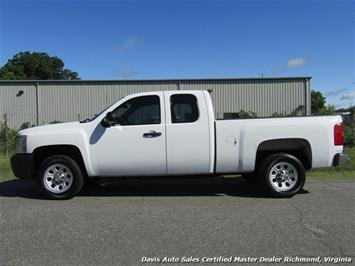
[{"xmin": 215, "ymin": 115, "xmax": 343, "ymax": 173}]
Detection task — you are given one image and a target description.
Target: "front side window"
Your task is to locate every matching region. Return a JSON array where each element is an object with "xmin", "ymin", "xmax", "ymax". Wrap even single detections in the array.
[
  {"xmin": 112, "ymin": 95, "xmax": 160, "ymax": 125},
  {"xmin": 170, "ymin": 94, "xmax": 199, "ymax": 123}
]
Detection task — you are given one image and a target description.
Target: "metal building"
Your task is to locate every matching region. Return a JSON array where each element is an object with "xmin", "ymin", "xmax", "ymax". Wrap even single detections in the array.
[{"xmin": 0, "ymin": 77, "xmax": 311, "ymax": 128}]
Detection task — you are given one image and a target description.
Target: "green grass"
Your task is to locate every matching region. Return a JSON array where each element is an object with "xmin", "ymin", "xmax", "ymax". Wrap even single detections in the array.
[
  {"xmin": 0, "ymin": 147, "xmax": 354, "ymax": 182},
  {"xmin": 0, "ymin": 155, "xmax": 14, "ymax": 181}
]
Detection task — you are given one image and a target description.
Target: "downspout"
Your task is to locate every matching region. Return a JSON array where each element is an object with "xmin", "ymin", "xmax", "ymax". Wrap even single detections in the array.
[{"xmin": 35, "ymin": 81, "xmax": 39, "ymax": 126}]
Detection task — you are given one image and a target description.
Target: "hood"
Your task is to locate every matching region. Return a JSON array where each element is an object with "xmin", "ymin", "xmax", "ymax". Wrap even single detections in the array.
[{"xmin": 18, "ymin": 121, "xmax": 82, "ymax": 136}]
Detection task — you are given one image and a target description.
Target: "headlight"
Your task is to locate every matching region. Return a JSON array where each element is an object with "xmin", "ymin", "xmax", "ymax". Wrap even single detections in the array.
[{"xmin": 15, "ymin": 135, "xmax": 27, "ymax": 153}]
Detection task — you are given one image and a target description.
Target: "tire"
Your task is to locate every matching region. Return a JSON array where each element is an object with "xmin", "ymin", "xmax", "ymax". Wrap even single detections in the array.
[
  {"xmin": 36, "ymin": 155, "xmax": 84, "ymax": 199},
  {"xmin": 257, "ymin": 153, "xmax": 305, "ymax": 198}
]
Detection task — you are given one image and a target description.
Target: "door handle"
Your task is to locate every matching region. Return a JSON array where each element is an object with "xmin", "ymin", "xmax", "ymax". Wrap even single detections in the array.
[{"xmin": 143, "ymin": 130, "xmax": 162, "ymax": 138}]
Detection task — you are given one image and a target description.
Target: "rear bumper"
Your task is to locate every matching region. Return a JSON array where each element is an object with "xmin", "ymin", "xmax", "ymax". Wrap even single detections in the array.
[
  {"xmin": 10, "ymin": 153, "xmax": 35, "ymax": 179},
  {"xmin": 333, "ymin": 153, "xmax": 350, "ymax": 166}
]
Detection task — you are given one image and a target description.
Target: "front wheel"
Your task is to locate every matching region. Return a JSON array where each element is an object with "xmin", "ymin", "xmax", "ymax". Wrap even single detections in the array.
[
  {"xmin": 258, "ymin": 153, "xmax": 305, "ymax": 198},
  {"xmin": 36, "ymin": 155, "xmax": 84, "ymax": 199}
]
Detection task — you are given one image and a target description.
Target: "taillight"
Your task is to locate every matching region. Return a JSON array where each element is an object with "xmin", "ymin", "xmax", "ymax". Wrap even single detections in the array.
[{"xmin": 334, "ymin": 123, "xmax": 344, "ymax": 146}]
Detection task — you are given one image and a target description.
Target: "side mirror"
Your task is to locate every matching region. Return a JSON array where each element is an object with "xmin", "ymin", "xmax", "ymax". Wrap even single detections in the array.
[{"xmin": 101, "ymin": 111, "xmax": 116, "ymax": 128}]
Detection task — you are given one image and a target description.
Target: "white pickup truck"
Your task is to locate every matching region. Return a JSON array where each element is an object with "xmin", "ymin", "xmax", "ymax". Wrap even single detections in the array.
[{"xmin": 11, "ymin": 90, "xmax": 348, "ymax": 199}]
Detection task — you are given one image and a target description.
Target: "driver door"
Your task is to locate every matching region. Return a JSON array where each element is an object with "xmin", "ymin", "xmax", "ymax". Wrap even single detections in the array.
[{"xmin": 90, "ymin": 92, "xmax": 166, "ymax": 176}]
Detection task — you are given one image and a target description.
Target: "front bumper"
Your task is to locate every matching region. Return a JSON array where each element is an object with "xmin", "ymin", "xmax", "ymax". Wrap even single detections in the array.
[
  {"xmin": 10, "ymin": 153, "xmax": 35, "ymax": 179},
  {"xmin": 333, "ymin": 153, "xmax": 350, "ymax": 166}
]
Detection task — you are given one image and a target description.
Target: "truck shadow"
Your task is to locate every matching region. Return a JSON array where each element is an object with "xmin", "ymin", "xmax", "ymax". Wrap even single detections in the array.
[{"xmin": 0, "ymin": 177, "xmax": 309, "ymax": 199}]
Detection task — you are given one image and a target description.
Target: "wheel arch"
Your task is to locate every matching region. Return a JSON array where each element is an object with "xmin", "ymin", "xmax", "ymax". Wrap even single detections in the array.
[
  {"xmin": 256, "ymin": 138, "xmax": 312, "ymax": 170},
  {"xmin": 33, "ymin": 145, "xmax": 88, "ymax": 177}
]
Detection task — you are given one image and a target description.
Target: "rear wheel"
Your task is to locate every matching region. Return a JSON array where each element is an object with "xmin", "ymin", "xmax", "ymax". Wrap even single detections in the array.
[
  {"xmin": 258, "ymin": 153, "xmax": 305, "ymax": 197},
  {"xmin": 36, "ymin": 155, "xmax": 84, "ymax": 199}
]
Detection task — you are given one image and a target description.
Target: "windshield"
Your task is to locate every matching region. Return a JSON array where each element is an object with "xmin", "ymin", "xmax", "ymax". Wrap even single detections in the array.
[{"xmin": 80, "ymin": 97, "xmax": 124, "ymax": 123}]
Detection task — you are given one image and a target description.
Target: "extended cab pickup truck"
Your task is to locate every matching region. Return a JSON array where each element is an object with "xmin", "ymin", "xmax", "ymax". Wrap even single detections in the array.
[{"xmin": 11, "ymin": 90, "xmax": 349, "ymax": 199}]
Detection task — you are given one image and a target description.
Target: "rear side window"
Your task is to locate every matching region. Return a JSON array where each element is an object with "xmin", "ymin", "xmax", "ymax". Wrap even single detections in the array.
[{"xmin": 170, "ymin": 94, "xmax": 199, "ymax": 123}]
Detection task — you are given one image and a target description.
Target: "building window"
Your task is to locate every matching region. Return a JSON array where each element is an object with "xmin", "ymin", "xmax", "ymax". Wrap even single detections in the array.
[
  {"xmin": 170, "ymin": 94, "xmax": 199, "ymax": 123},
  {"xmin": 113, "ymin": 95, "xmax": 160, "ymax": 125}
]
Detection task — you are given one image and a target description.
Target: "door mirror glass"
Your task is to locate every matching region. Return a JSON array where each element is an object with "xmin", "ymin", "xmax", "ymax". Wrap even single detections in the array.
[
  {"xmin": 101, "ymin": 111, "xmax": 116, "ymax": 127},
  {"xmin": 106, "ymin": 111, "xmax": 116, "ymax": 121}
]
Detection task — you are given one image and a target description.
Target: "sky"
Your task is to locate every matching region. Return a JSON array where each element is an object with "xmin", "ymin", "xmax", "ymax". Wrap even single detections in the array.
[{"xmin": 0, "ymin": 0, "xmax": 354, "ymax": 108}]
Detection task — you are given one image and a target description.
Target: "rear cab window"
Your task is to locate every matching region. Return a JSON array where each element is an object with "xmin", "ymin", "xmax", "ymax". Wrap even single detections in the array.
[{"xmin": 170, "ymin": 94, "xmax": 199, "ymax": 123}]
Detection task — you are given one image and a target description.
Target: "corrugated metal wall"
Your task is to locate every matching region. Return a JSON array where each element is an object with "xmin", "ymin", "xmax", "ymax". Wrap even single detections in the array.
[
  {"xmin": 37, "ymin": 82, "xmax": 176, "ymax": 124},
  {"xmin": 180, "ymin": 79, "xmax": 309, "ymax": 118},
  {"xmin": 0, "ymin": 78, "xmax": 310, "ymax": 128},
  {"xmin": 0, "ymin": 83, "xmax": 37, "ymax": 128}
]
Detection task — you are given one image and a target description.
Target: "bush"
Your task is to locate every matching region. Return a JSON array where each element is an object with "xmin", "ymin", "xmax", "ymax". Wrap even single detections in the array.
[
  {"xmin": 344, "ymin": 123, "xmax": 354, "ymax": 146},
  {"xmin": 317, "ymin": 105, "xmax": 336, "ymax": 115},
  {"xmin": 291, "ymin": 105, "xmax": 306, "ymax": 116},
  {"xmin": 238, "ymin": 110, "xmax": 257, "ymax": 119},
  {"xmin": 272, "ymin": 112, "xmax": 284, "ymax": 117},
  {"xmin": 19, "ymin": 122, "xmax": 31, "ymax": 130},
  {"xmin": 0, "ymin": 122, "xmax": 18, "ymax": 155},
  {"xmin": 7, "ymin": 128, "xmax": 17, "ymax": 155}
]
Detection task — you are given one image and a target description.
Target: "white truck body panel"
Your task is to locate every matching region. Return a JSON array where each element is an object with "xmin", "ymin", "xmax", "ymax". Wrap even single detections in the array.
[
  {"xmin": 23, "ymin": 122, "xmax": 95, "ymax": 176},
  {"xmin": 215, "ymin": 116, "xmax": 343, "ymax": 173},
  {"xmin": 19, "ymin": 90, "xmax": 344, "ymax": 178},
  {"xmin": 90, "ymin": 92, "xmax": 167, "ymax": 176},
  {"xmin": 163, "ymin": 91, "xmax": 211, "ymax": 175}
]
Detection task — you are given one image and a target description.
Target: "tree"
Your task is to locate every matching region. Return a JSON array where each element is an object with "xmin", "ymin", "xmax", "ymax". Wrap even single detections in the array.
[
  {"xmin": 0, "ymin": 51, "xmax": 80, "ymax": 80},
  {"xmin": 291, "ymin": 105, "xmax": 306, "ymax": 116},
  {"xmin": 318, "ymin": 105, "xmax": 336, "ymax": 115},
  {"xmin": 311, "ymin": 90, "xmax": 326, "ymax": 114}
]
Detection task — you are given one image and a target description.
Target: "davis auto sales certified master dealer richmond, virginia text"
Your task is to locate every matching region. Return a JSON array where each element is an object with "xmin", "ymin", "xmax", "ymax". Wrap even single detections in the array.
[{"xmin": 141, "ymin": 256, "xmax": 352, "ymax": 263}]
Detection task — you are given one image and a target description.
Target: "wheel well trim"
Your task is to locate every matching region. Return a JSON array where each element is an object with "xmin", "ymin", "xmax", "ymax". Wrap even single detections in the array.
[
  {"xmin": 255, "ymin": 138, "xmax": 312, "ymax": 170},
  {"xmin": 32, "ymin": 144, "xmax": 91, "ymax": 176}
]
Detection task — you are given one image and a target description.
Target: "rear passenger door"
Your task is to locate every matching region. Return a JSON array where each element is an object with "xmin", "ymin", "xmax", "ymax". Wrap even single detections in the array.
[{"xmin": 164, "ymin": 91, "xmax": 211, "ymax": 175}]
